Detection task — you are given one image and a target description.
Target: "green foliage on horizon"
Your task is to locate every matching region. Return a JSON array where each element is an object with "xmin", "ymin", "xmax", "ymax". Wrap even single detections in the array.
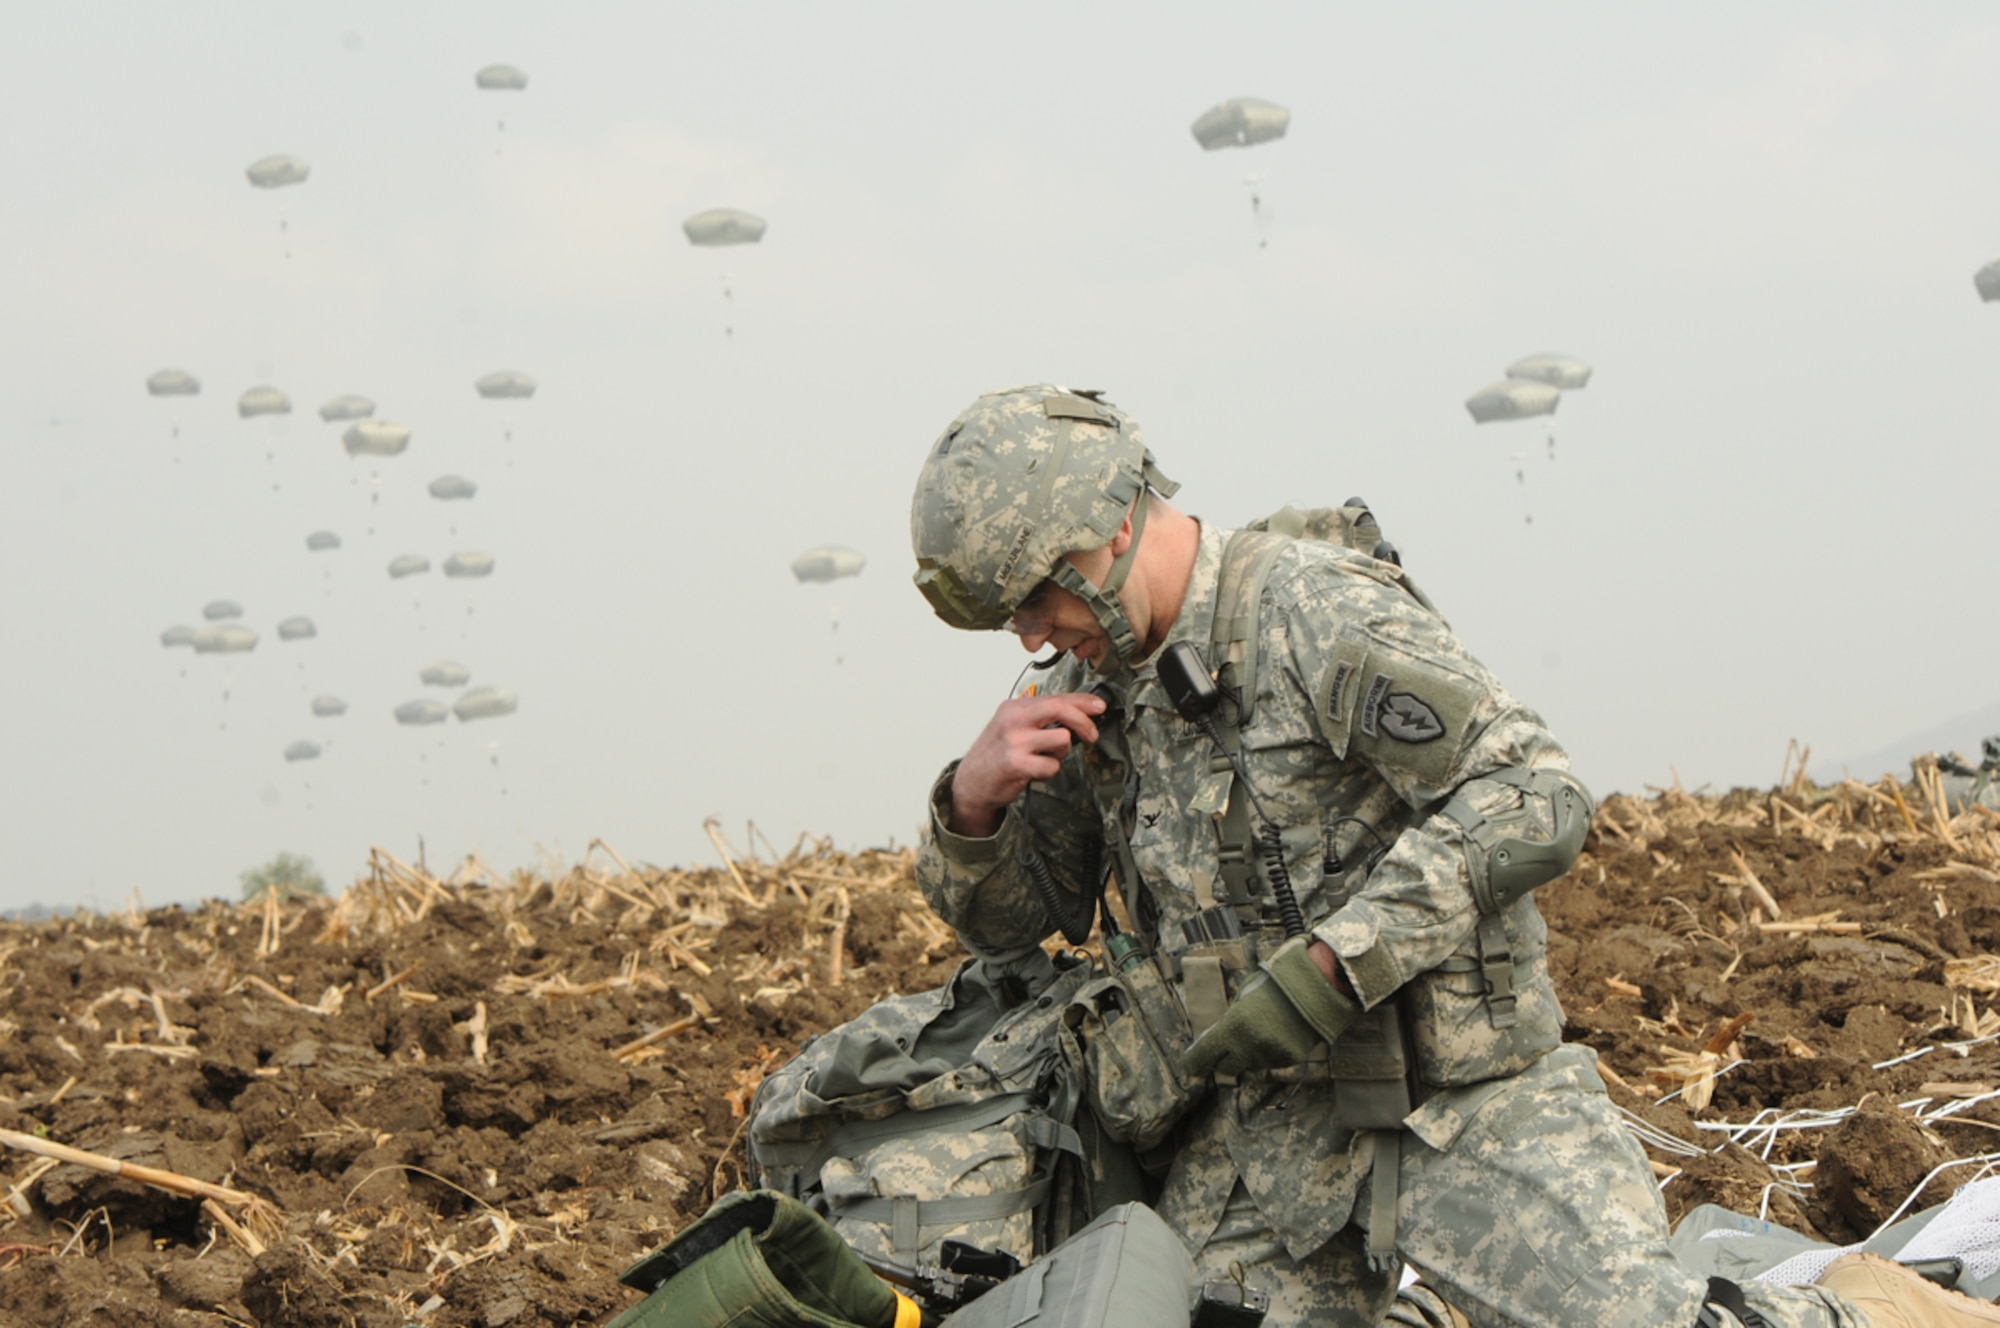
[{"xmin": 240, "ymin": 851, "xmax": 326, "ymax": 902}]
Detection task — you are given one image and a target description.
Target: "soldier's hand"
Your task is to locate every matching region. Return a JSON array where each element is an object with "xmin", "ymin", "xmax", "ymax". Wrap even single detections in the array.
[
  {"xmin": 1181, "ymin": 937, "xmax": 1360, "ymax": 1080},
  {"xmin": 948, "ymin": 692, "xmax": 1106, "ymax": 837}
]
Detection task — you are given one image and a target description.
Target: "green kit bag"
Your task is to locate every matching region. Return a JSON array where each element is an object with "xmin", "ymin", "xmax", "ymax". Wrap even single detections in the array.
[{"xmin": 602, "ymin": 1189, "xmax": 914, "ymax": 1328}]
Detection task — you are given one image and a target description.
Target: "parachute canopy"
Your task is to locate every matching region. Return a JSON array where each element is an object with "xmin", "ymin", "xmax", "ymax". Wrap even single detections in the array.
[
  {"xmin": 791, "ymin": 545, "xmax": 866, "ymax": 583},
  {"xmin": 1978, "ymin": 260, "xmax": 2000, "ymax": 303},
  {"xmin": 443, "ymin": 551, "xmax": 494, "ymax": 578},
  {"xmin": 203, "ymin": 600, "xmax": 244, "ymax": 621},
  {"xmin": 394, "ymin": 699, "xmax": 449, "ymax": 726},
  {"xmin": 160, "ymin": 625, "xmax": 197, "ymax": 648},
  {"xmin": 192, "ymin": 624, "xmax": 258, "ymax": 654},
  {"xmin": 475, "ymin": 64, "xmax": 528, "ymax": 91},
  {"xmin": 420, "ymin": 661, "xmax": 471, "ymax": 687},
  {"xmin": 1465, "ymin": 379, "xmax": 1561, "ymax": 424},
  {"xmin": 474, "ymin": 371, "xmax": 536, "ymax": 399},
  {"xmin": 428, "ymin": 474, "xmax": 477, "ymax": 501},
  {"xmin": 305, "ymin": 530, "xmax": 341, "ymax": 552},
  {"xmin": 318, "ymin": 394, "xmax": 375, "ymax": 422},
  {"xmin": 1505, "ymin": 354, "xmax": 1593, "ymax": 391},
  {"xmin": 388, "ymin": 554, "xmax": 430, "ymax": 579},
  {"xmin": 283, "ymin": 740, "xmax": 323, "ymax": 763},
  {"xmin": 146, "ymin": 369, "xmax": 200, "ymax": 397},
  {"xmin": 311, "ymin": 694, "xmax": 348, "ymax": 717},
  {"xmin": 683, "ymin": 209, "xmax": 766, "ymax": 246},
  {"xmin": 245, "ymin": 155, "xmax": 310, "ymax": 189},
  {"xmin": 276, "ymin": 616, "xmax": 317, "ymax": 642},
  {"xmin": 454, "ymin": 686, "xmax": 518, "ymax": 721},
  {"xmin": 343, "ymin": 420, "xmax": 410, "ymax": 457},
  {"xmin": 237, "ymin": 386, "xmax": 291, "ymax": 418},
  {"xmin": 1190, "ymin": 99, "xmax": 1291, "ymax": 151}
]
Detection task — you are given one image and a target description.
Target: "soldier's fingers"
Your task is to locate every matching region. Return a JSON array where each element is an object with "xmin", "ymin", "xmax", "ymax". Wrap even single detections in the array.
[
  {"xmin": 1012, "ymin": 693, "xmax": 1102, "ymax": 745},
  {"xmin": 1015, "ymin": 723, "xmax": 1076, "ymax": 762}
]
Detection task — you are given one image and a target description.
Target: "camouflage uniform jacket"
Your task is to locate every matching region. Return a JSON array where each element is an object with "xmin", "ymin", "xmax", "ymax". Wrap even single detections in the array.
[{"xmin": 917, "ymin": 522, "xmax": 1580, "ymax": 1261}]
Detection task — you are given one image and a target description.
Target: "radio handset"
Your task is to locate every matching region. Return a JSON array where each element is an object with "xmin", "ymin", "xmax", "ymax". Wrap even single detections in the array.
[{"xmin": 1158, "ymin": 641, "xmax": 1307, "ymax": 940}]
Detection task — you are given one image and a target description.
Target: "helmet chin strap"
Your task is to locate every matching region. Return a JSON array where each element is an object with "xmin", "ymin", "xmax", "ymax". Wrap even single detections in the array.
[{"xmin": 1048, "ymin": 489, "xmax": 1152, "ymax": 671}]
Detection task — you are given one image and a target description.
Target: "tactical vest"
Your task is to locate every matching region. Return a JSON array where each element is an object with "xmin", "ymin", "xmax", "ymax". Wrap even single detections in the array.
[{"xmin": 1089, "ymin": 500, "xmax": 1566, "ymax": 1269}]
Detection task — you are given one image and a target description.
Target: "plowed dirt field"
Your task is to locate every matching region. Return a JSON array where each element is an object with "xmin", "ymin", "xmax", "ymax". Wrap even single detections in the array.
[{"xmin": 6, "ymin": 767, "xmax": 2000, "ymax": 1327}]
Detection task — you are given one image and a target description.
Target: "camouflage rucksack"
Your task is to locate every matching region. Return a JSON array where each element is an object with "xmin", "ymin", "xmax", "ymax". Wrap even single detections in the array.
[{"xmin": 746, "ymin": 952, "xmax": 1103, "ymax": 1277}]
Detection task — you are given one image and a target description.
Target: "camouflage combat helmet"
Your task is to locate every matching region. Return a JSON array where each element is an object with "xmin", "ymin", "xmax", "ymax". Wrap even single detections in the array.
[{"xmin": 911, "ymin": 384, "xmax": 1177, "ymax": 668}]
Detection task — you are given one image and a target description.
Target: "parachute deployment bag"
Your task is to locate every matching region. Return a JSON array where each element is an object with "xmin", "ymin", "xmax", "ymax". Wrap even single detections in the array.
[
  {"xmin": 602, "ymin": 1189, "xmax": 910, "ymax": 1328},
  {"xmin": 748, "ymin": 954, "xmax": 1094, "ymax": 1275}
]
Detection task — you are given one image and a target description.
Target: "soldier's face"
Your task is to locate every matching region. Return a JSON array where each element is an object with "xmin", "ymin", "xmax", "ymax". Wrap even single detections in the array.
[{"xmin": 1008, "ymin": 548, "xmax": 1119, "ymax": 670}]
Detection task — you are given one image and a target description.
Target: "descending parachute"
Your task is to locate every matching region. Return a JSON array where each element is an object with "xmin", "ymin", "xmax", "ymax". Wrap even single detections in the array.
[
  {"xmin": 1190, "ymin": 99, "xmax": 1291, "ymax": 151},
  {"xmin": 420, "ymin": 661, "xmax": 472, "ymax": 687},
  {"xmin": 1465, "ymin": 379, "xmax": 1561, "ymax": 424},
  {"xmin": 146, "ymin": 369, "xmax": 200, "ymax": 397},
  {"xmin": 283, "ymin": 740, "xmax": 323, "ymax": 762},
  {"xmin": 306, "ymin": 530, "xmax": 341, "ymax": 552},
  {"xmin": 318, "ymin": 394, "xmax": 374, "ymax": 422},
  {"xmin": 791, "ymin": 546, "xmax": 866, "ymax": 583},
  {"xmin": 454, "ymin": 686, "xmax": 518, "ymax": 721},
  {"xmin": 192, "ymin": 624, "xmax": 258, "ymax": 653},
  {"xmin": 237, "ymin": 386, "xmax": 291, "ymax": 418},
  {"xmin": 388, "ymin": 554, "xmax": 430, "ymax": 579},
  {"xmin": 474, "ymin": 371, "xmax": 536, "ymax": 399},
  {"xmin": 394, "ymin": 699, "xmax": 449, "ymax": 726},
  {"xmin": 428, "ymin": 475, "xmax": 477, "ymax": 501},
  {"xmin": 443, "ymin": 551, "xmax": 494, "ymax": 578},
  {"xmin": 160, "ymin": 625, "xmax": 197, "ymax": 648},
  {"xmin": 683, "ymin": 209, "xmax": 766, "ymax": 246},
  {"xmin": 1505, "ymin": 355, "xmax": 1592, "ymax": 391},
  {"xmin": 245, "ymin": 155, "xmax": 310, "ymax": 189},
  {"xmin": 203, "ymin": 600, "xmax": 244, "ymax": 621},
  {"xmin": 277, "ymin": 616, "xmax": 317, "ymax": 642},
  {"xmin": 1190, "ymin": 99, "xmax": 1290, "ymax": 248},
  {"xmin": 343, "ymin": 420, "xmax": 410, "ymax": 457},
  {"xmin": 1978, "ymin": 260, "xmax": 2000, "ymax": 303},
  {"xmin": 475, "ymin": 64, "xmax": 528, "ymax": 91},
  {"xmin": 311, "ymin": 695, "xmax": 348, "ymax": 717}
]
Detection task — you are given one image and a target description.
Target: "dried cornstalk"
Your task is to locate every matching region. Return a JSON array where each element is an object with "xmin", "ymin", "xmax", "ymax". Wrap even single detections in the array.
[
  {"xmin": 611, "ymin": 1014, "xmax": 701, "ymax": 1062},
  {"xmin": 258, "ymin": 888, "xmax": 281, "ymax": 958},
  {"xmin": 1946, "ymin": 956, "xmax": 2000, "ymax": 994},
  {"xmin": 462, "ymin": 1002, "xmax": 489, "ymax": 1066},
  {"xmin": 1729, "ymin": 850, "xmax": 1783, "ymax": 920},
  {"xmin": 0, "ymin": 1129, "xmax": 281, "ymax": 1233},
  {"xmin": 702, "ymin": 818, "xmax": 761, "ymax": 907},
  {"xmin": 1757, "ymin": 919, "xmax": 1862, "ymax": 936},
  {"xmin": 201, "ymin": 1198, "xmax": 266, "ymax": 1256},
  {"xmin": 1703, "ymin": 1011, "xmax": 1756, "ymax": 1058},
  {"xmin": 365, "ymin": 965, "xmax": 421, "ymax": 1002}
]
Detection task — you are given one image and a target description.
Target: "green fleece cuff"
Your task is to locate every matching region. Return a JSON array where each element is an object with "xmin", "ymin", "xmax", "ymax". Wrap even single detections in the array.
[{"xmin": 1264, "ymin": 936, "xmax": 1360, "ymax": 1047}]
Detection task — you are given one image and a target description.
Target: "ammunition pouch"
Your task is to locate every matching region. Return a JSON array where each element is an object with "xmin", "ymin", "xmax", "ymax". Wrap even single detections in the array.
[{"xmin": 1062, "ymin": 947, "xmax": 1209, "ymax": 1153}]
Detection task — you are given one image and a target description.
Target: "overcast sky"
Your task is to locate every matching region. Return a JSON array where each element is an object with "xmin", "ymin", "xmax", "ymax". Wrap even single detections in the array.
[{"xmin": 3, "ymin": 3, "xmax": 1996, "ymax": 912}]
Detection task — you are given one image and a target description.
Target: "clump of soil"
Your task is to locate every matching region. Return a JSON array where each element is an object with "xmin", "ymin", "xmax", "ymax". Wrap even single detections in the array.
[{"xmin": 2, "ymin": 764, "xmax": 1999, "ymax": 1326}]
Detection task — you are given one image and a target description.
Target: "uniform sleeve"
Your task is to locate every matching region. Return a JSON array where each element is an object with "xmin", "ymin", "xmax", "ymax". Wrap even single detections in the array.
[
  {"xmin": 1273, "ymin": 554, "xmax": 1574, "ymax": 1008},
  {"xmin": 915, "ymin": 753, "xmax": 1104, "ymax": 965}
]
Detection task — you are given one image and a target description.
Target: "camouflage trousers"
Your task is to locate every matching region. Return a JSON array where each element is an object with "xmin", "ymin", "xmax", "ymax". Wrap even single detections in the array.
[{"xmin": 1187, "ymin": 1046, "xmax": 1871, "ymax": 1328}]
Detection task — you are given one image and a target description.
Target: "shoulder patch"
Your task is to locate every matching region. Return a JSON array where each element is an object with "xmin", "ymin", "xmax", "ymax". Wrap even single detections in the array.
[{"xmin": 1378, "ymin": 693, "xmax": 1445, "ymax": 743}]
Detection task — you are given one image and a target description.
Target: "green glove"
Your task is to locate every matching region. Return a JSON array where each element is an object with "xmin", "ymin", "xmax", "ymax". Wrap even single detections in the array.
[{"xmin": 1180, "ymin": 936, "xmax": 1361, "ymax": 1080}]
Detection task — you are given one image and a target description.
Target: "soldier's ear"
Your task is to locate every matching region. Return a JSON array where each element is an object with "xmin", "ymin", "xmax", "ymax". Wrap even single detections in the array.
[{"xmin": 1105, "ymin": 514, "xmax": 1134, "ymax": 557}]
